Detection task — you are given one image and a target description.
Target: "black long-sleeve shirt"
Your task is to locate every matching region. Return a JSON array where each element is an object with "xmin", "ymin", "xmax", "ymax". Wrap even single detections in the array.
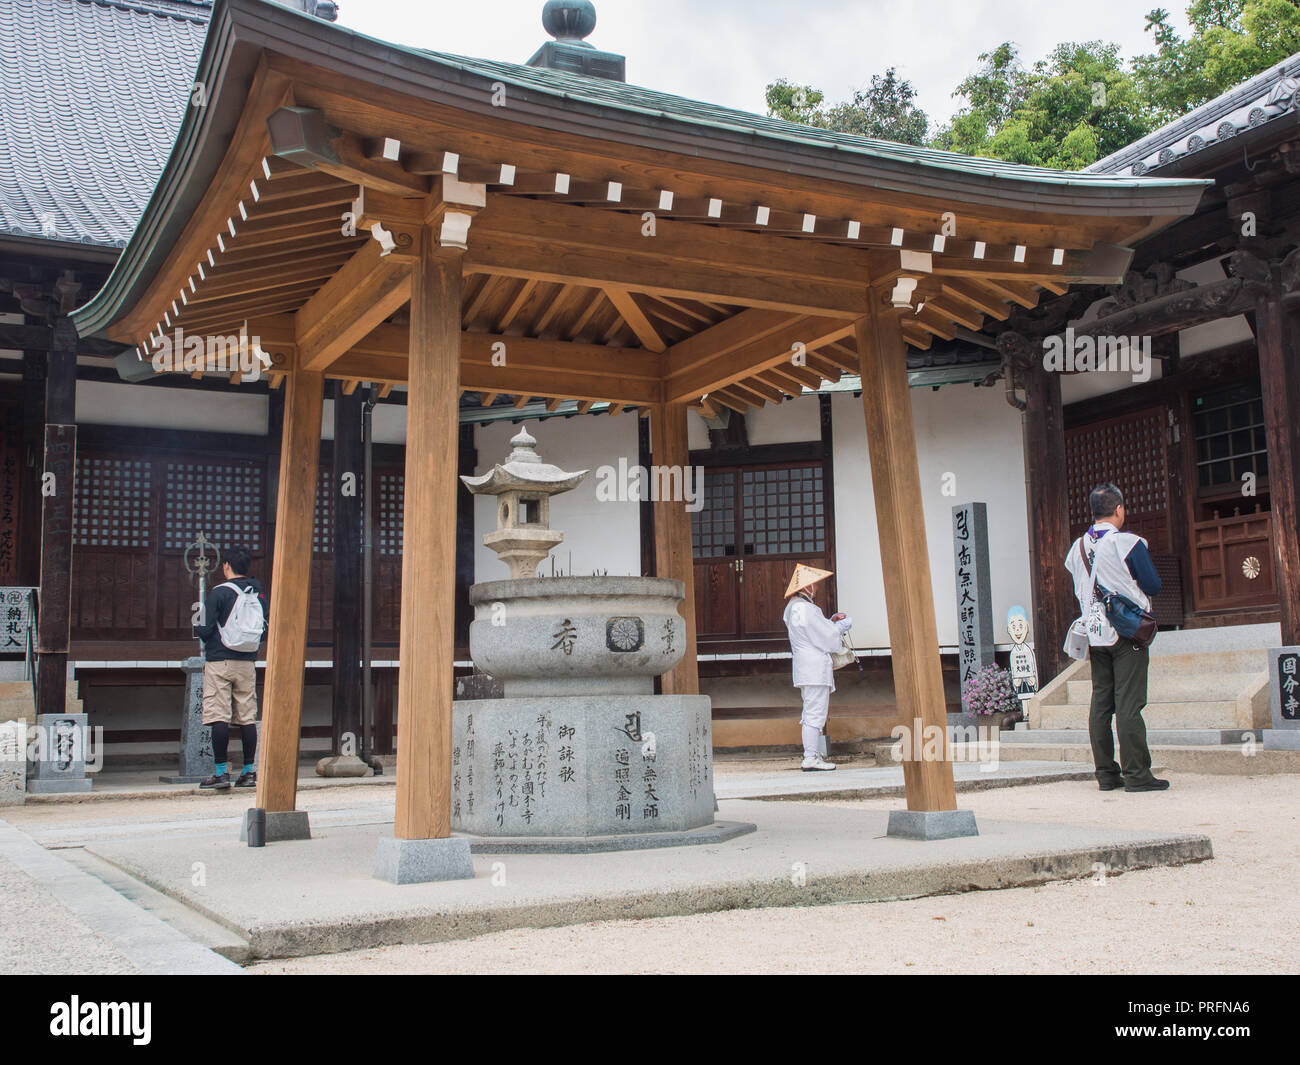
[{"xmin": 193, "ymin": 576, "xmax": 267, "ymax": 661}]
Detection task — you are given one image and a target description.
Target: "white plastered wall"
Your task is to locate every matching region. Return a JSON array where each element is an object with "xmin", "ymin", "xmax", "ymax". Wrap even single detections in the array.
[{"xmin": 471, "ymin": 411, "xmax": 642, "ymax": 581}]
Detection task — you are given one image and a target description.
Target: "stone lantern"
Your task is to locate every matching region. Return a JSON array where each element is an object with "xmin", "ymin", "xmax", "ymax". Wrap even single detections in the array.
[{"xmin": 460, "ymin": 426, "xmax": 588, "ymax": 579}]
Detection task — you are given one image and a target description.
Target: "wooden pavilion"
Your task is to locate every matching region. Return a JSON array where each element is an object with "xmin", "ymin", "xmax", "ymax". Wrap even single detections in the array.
[{"xmin": 71, "ymin": 0, "xmax": 1208, "ymax": 843}]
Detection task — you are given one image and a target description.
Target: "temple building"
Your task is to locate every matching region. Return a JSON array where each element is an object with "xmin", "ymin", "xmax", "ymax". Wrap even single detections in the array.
[{"xmin": 2, "ymin": 0, "xmax": 1290, "ymax": 785}]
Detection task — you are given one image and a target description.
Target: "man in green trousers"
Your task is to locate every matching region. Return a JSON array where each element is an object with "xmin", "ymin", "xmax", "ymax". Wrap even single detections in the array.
[{"xmin": 1063, "ymin": 483, "xmax": 1169, "ymax": 792}]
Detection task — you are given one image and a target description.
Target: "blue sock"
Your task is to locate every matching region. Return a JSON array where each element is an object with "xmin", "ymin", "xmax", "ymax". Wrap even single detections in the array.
[
  {"xmin": 243, "ymin": 764, "xmax": 255, "ymax": 775},
  {"xmin": 215, "ymin": 762, "xmax": 227, "ymax": 776}
]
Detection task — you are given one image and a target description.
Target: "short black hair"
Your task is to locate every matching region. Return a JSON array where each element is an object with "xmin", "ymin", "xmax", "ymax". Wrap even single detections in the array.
[
  {"xmin": 223, "ymin": 546, "xmax": 252, "ymax": 575},
  {"xmin": 1089, "ymin": 483, "xmax": 1124, "ymax": 520}
]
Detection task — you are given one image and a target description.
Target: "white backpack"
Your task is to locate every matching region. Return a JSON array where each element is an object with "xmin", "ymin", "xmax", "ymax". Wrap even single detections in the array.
[{"xmin": 216, "ymin": 581, "xmax": 265, "ymax": 652}]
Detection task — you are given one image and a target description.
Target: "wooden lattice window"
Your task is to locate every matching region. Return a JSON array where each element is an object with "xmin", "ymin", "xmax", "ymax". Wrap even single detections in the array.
[
  {"xmin": 162, "ymin": 460, "xmax": 263, "ymax": 551},
  {"xmin": 313, "ymin": 467, "xmax": 332, "ymax": 555},
  {"xmin": 1065, "ymin": 408, "xmax": 1169, "ymax": 544},
  {"xmin": 378, "ymin": 471, "xmax": 404, "ymax": 555},
  {"xmin": 741, "ymin": 465, "xmax": 825, "ymax": 556},
  {"xmin": 75, "ymin": 456, "xmax": 152, "ymax": 548},
  {"xmin": 691, "ymin": 471, "xmax": 735, "ymax": 558},
  {"xmin": 1192, "ymin": 381, "xmax": 1267, "ymax": 493}
]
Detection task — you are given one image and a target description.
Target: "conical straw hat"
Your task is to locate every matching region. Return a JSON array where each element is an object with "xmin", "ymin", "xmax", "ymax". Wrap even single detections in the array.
[{"xmin": 785, "ymin": 563, "xmax": 833, "ymax": 598}]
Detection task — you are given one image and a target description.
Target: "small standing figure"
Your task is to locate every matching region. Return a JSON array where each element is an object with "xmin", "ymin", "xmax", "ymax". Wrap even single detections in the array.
[
  {"xmin": 782, "ymin": 563, "xmax": 852, "ymax": 772},
  {"xmin": 1006, "ymin": 606, "xmax": 1039, "ymax": 702}
]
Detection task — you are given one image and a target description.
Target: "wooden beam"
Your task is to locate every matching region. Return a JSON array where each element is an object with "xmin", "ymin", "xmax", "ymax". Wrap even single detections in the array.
[
  {"xmin": 394, "ymin": 229, "xmax": 462, "ymax": 841},
  {"xmin": 650, "ymin": 402, "xmax": 699, "ymax": 695},
  {"xmin": 604, "ymin": 288, "xmax": 667, "ymax": 352},
  {"xmin": 256, "ymin": 366, "xmax": 324, "ymax": 814},
  {"xmin": 296, "ymin": 237, "xmax": 414, "ymax": 371},
  {"xmin": 855, "ymin": 303, "xmax": 956, "ymax": 813}
]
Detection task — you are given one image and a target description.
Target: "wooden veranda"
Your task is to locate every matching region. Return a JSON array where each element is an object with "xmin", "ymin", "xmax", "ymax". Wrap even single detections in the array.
[{"xmin": 72, "ymin": 0, "xmax": 1208, "ymax": 840}]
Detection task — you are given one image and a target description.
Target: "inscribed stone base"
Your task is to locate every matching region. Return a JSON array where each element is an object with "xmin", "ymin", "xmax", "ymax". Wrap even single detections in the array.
[
  {"xmin": 239, "ymin": 809, "xmax": 311, "ymax": 842},
  {"xmin": 887, "ymin": 808, "xmax": 980, "ymax": 841},
  {"xmin": 28, "ymin": 712, "xmax": 91, "ymax": 793},
  {"xmin": 452, "ymin": 694, "xmax": 714, "ymax": 837},
  {"xmin": 160, "ymin": 657, "xmax": 212, "ymax": 783},
  {"xmin": 373, "ymin": 836, "xmax": 475, "ymax": 884},
  {"xmin": 0, "ymin": 720, "xmax": 25, "ymax": 806},
  {"xmin": 1267, "ymin": 647, "xmax": 1300, "ymax": 730}
]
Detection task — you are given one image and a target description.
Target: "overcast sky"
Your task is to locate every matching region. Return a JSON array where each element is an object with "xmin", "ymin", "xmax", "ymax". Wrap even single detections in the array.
[{"xmin": 336, "ymin": 0, "xmax": 1192, "ymax": 129}]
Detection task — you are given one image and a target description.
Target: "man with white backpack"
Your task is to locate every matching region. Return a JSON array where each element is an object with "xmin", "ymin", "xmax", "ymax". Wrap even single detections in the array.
[
  {"xmin": 1064, "ymin": 483, "xmax": 1167, "ymax": 794},
  {"xmin": 193, "ymin": 546, "xmax": 268, "ymax": 791}
]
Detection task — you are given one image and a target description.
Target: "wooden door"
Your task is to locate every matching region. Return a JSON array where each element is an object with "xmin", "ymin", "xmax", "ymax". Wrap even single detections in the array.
[{"xmin": 690, "ymin": 461, "xmax": 834, "ymax": 641}]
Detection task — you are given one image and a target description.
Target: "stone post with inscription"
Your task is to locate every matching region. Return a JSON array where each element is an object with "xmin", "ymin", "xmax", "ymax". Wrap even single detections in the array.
[
  {"xmin": 952, "ymin": 502, "xmax": 996, "ymax": 719},
  {"xmin": 1264, "ymin": 647, "xmax": 1300, "ymax": 750}
]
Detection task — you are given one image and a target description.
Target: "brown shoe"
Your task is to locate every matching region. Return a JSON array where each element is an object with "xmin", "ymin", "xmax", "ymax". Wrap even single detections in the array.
[
  {"xmin": 1125, "ymin": 778, "xmax": 1171, "ymax": 792},
  {"xmin": 199, "ymin": 772, "xmax": 231, "ymax": 790}
]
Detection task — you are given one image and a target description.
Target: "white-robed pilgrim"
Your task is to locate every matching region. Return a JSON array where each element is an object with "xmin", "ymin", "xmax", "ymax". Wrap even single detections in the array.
[{"xmin": 782, "ymin": 597, "xmax": 851, "ymax": 690}]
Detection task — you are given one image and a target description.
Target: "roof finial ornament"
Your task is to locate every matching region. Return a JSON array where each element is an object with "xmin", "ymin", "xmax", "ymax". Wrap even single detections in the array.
[{"xmin": 542, "ymin": 0, "xmax": 597, "ymax": 44}]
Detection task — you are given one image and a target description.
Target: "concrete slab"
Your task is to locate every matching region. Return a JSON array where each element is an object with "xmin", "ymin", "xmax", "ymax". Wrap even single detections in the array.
[{"xmin": 83, "ymin": 799, "xmax": 1212, "ymax": 960}]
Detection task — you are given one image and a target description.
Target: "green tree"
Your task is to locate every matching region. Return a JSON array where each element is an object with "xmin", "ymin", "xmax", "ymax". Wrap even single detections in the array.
[
  {"xmin": 1134, "ymin": 1, "xmax": 1300, "ymax": 122},
  {"xmin": 934, "ymin": 40, "xmax": 1151, "ymax": 169},
  {"xmin": 765, "ymin": 69, "xmax": 929, "ymax": 145}
]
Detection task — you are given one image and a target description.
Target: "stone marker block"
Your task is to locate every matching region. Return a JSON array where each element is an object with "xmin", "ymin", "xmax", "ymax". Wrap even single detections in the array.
[
  {"xmin": 373, "ymin": 835, "xmax": 475, "ymax": 884},
  {"xmin": 452, "ymin": 694, "xmax": 714, "ymax": 837},
  {"xmin": 887, "ymin": 808, "xmax": 979, "ymax": 841},
  {"xmin": 315, "ymin": 754, "xmax": 370, "ymax": 778},
  {"xmin": 1267, "ymin": 647, "xmax": 1300, "ymax": 730},
  {"xmin": 239, "ymin": 808, "xmax": 311, "ymax": 842},
  {"xmin": 0, "ymin": 719, "xmax": 26, "ymax": 806},
  {"xmin": 160, "ymin": 657, "xmax": 213, "ymax": 784},
  {"xmin": 27, "ymin": 712, "xmax": 92, "ymax": 793}
]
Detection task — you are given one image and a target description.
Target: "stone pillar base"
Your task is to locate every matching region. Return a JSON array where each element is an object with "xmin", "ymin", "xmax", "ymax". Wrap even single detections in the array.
[
  {"xmin": 239, "ymin": 809, "xmax": 311, "ymax": 842},
  {"xmin": 315, "ymin": 754, "xmax": 371, "ymax": 777},
  {"xmin": 373, "ymin": 835, "xmax": 475, "ymax": 884},
  {"xmin": 887, "ymin": 808, "xmax": 979, "ymax": 840}
]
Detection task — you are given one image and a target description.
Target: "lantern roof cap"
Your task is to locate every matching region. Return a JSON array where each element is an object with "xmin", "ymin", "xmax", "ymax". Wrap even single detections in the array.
[{"xmin": 460, "ymin": 425, "xmax": 589, "ymax": 496}]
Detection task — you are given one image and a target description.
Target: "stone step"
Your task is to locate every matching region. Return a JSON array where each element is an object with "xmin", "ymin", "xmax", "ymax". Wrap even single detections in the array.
[
  {"xmin": 1065, "ymin": 673, "xmax": 1263, "ymax": 704},
  {"xmin": 1003, "ymin": 727, "xmax": 1261, "ymax": 746},
  {"xmin": 988, "ymin": 742, "xmax": 1300, "ymax": 775},
  {"xmin": 1039, "ymin": 700, "xmax": 1244, "ymax": 730},
  {"xmin": 1144, "ymin": 648, "xmax": 1268, "ymax": 672}
]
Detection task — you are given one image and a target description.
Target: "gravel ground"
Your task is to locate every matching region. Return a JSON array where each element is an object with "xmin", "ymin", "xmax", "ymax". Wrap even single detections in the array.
[
  {"xmin": 0, "ymin": 854, "xmax": 136, "ymax": 975},
  {"xmin": 247, "ymin": 772, "xmax": 1299, "ymax": 975}
]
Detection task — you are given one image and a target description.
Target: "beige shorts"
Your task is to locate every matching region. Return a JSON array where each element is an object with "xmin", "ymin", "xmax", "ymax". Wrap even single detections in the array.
[{"xmin": 202, "ymin": 659, "xmax": 259, "ymax": 726}]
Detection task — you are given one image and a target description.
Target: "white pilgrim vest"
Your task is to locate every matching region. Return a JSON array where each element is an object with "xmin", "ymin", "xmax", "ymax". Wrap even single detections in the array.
[
  {"xmin": 782, "ymin": 597, "xmax": 852, "ymax": 690},
  {"xmin": 1064, "ymin": 524, "xmax": 1151, "ymax": 647}
]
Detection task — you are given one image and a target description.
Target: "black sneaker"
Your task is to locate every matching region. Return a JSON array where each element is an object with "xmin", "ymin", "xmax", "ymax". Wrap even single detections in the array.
[
  {"xmin": 1098, "ymin": 778, "xmax": 1124, "ymax": 791},
  {"xmin": 199, "ymin": 772, "xmax": 231, "ymax": 790},
  {"xmin": 1125, "ymin": 778, "xmax": 1171, "ymax": 792},
  {"xmin": 234, "ymin": 771, "xmax": 256, "ymax": 789}
]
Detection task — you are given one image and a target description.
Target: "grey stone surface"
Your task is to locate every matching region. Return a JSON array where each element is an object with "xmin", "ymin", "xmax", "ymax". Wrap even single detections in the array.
[
  {"xmin": 159, "ymin": 657, "xmax": 212, "ymax": 784},
  {"xmin": 468, "ymin": 576, "xmax": 688, "ymax": 696},
  {"xmin": 83, "ymin": 802, "xmax": 1211, "ymax": 960},
  {"xmin": 315, "ymin": 755, "xmax": 370, "ymax": 778},
  {"xmin": 373, "ymin": 835, "xmax": 475, "ymax": 884},
  {"xmin": 952, "ymin": 502, "xmax": 995, "ymax": 707},
  {"xmin": 887, "ymin": 808, "xmax": 980, "ymax": 841},
  {"xmin": 466, "ymin": 819, "xmax": 755, "ymax": 854},
  {"xmin": 0, "ymin": 719, "xmax": 26, "ymax": 806},
  {"xmin": 1267, "ymin": 647, "xmax": 1300, "ymax": 730},
  {"xmin": 453, "ymin": 694, "xmax": 713, "ymax": 837},
  {"xmin": 455, "ymin": 672, "xmax": 504, "ymax": 700},
  {"xmin": 1150, "ymin": 623, "xmax": 1280, "ymax": 656},
  {"xmin": 239, "ymin": 809, "xmax": 310, "ymax": 842},
  {"xmin": 1263, "ymin": 729, "xmax": 1300, "ymax": 750},
  {"xmin": 27, "ymin": 713, "xmax": 91, "ymax": 793}
]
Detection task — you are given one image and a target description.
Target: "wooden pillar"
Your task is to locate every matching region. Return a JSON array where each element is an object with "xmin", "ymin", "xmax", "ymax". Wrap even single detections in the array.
[
  {"xmin": 1022, "ymin": 363, "xmax": 1073, "ymax": 680},
  {"xmin": 394, "ymin": 231, "xmax": 462, "ymax": 840},
  {"xmin": 454, "ymin": 422, "xmax": 477, "ymax": 651},
  {"xmin": 855, "ymin": 303, "xmax": 956, "ymax": 813},
  {"xmin": 255, "ymin": 366, "xmax": 323, "ymax": 813},
  {"xmin": 331, "ymin": 382, "xmax": 364, "ymax": 753},
  {"xmin": 35, "ymin": 317, "xmax": 77, "ymax": 718},
  {"xmin": 1256, "ymin": 283, "xmax": 1300, "ymax": 645},
  {"xmin": 18, "ymin": 348, "xmax": 46, "ymax": 586},
  {"xmin": 650, "ymin": 401, "xmax": 699, "ymax": 695}
]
